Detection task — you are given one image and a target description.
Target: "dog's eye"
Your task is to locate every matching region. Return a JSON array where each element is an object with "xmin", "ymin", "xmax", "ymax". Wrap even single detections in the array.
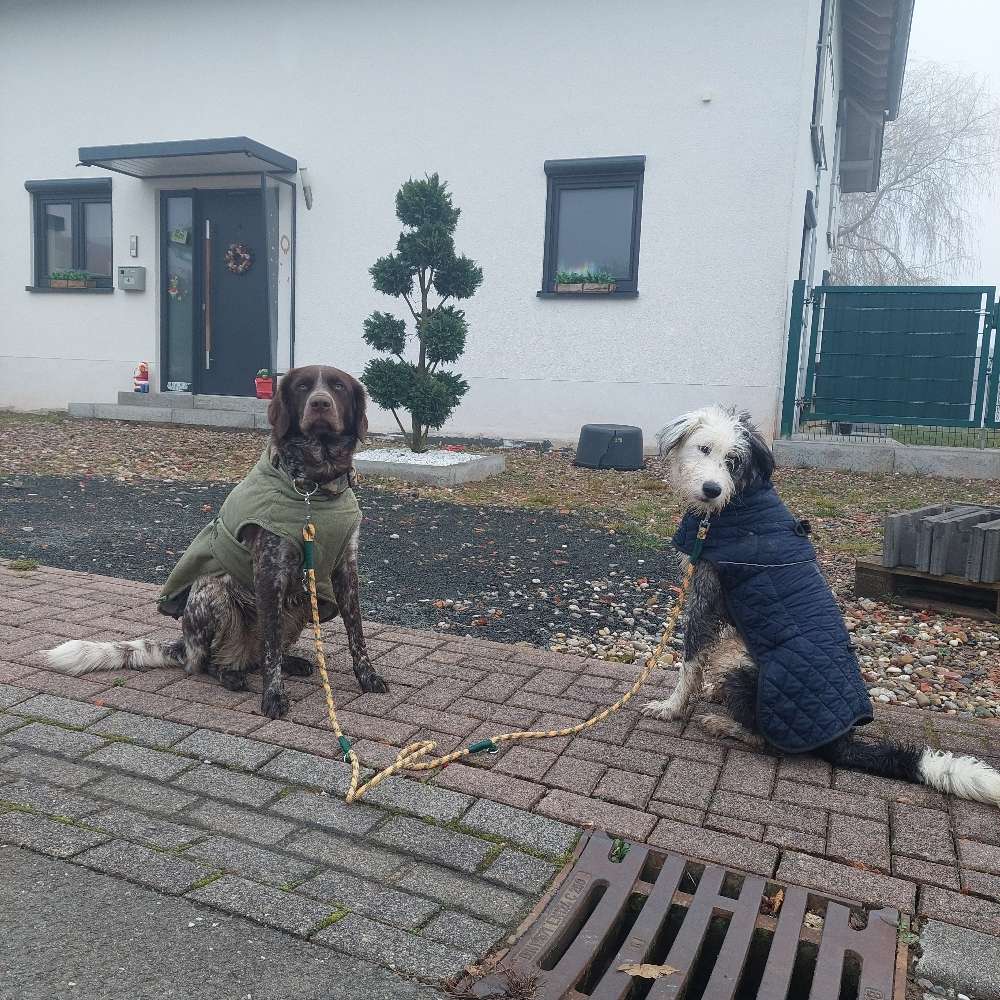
[
  {"xmin": 297, "ymin": 382, "xmax": 311, "ymax": 392},
  {"xmin": 698, "ymin": 445, "xmax": 711, "ymax": 455},
  {"xmin": 332, "ymin": 382, "xmax": 345, "ymax": 392}
]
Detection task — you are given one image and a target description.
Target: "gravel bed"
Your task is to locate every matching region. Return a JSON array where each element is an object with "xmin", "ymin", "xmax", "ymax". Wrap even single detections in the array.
[
  {"xmin": 0, "ymin": 474, "xmax": 681, "ymax": 649},
  {"xmin": 843, "ymin": 595, "xmax": 1000, "ymax": 718}
]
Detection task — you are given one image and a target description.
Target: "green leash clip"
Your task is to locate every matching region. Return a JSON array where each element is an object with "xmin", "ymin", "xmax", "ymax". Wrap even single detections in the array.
[
  {"xmin": 303, "ymin": 536, "xmax": 315, "ymax": 572},
  {"xmin": 338, "ymin": 735, "xmax": 352, "ymax": 761},
  {"xmin": 689, "ymin": 516, "xmax": 711, "ymax": 564},
  {"xmin": 467, "ymin": 739, "xmax": 499, "ymax": 755}
]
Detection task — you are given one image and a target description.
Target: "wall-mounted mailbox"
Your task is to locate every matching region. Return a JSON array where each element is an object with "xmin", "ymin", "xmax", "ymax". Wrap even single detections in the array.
[{"xmin": 118, "ymin": 265, "xmax": 146, "ymax": 291}]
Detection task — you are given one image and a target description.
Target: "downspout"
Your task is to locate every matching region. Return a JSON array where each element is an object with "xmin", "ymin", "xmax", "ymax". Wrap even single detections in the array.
[{"xmin": 809, "ymin": 0, "xmax": 831, "ymax": 138}]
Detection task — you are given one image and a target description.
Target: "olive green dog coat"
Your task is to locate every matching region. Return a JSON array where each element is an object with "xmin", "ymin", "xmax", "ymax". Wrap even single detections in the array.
[{"xmin": 158, "ymin": 447, "xmax": 361, "ymax": 622}]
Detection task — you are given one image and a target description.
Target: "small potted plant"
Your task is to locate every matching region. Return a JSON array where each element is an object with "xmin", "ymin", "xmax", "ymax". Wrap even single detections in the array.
[
  {"xmin": 67, "ymin": 270, "xmax": 95, "ymax": 289},
  {"xmin": 581, "ymin": 269, "xmax": 617, "ymax": 293},
  {"xmin": 49, "ymin": 270, "xmax": 95, "ymax": 289},
  {"xmin": 255, "ymin": 368, "xmax": 275, "ymax": 399},
  {"xmin": 554, "ymin": 269, "xmax": 617, "ymax": 293}
]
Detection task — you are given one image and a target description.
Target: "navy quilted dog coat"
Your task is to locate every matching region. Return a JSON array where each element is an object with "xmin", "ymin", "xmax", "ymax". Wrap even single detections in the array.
[{"xmin": 673, "ymin": 483, "xmax": 872, "ymax": 753}]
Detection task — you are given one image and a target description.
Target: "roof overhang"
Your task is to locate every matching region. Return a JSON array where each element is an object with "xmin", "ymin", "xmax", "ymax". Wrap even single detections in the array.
[
  {"xmin": 77, "ymin": 137, "xmax": 297, "ymax": 179},
  {"xmin": 840, "ymin": 96, "xmax": 886, "ymax": 194},
  {"xmin": 839, "ymin": 0, "xmax": 914, "ymax": 193},
  {"xmin": 841, "ymin": 0, "xmax": 915, "ymax": 123}
]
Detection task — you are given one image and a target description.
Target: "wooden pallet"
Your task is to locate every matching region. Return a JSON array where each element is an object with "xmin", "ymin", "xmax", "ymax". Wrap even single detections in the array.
[{"xmin": 856, "ymin": 558, "xmax": 1000, "ymax": 621}]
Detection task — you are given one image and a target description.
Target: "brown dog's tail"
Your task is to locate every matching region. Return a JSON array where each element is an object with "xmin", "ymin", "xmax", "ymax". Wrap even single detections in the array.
[{"xmin": 45, "ymin": 638, "xmax": 185, "ymax": 676}]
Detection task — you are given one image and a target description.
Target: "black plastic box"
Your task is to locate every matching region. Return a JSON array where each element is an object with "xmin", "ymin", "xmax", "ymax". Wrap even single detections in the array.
[{"xmin": 574, "ymin": 424, "xmax": 644, "ymax": 471}]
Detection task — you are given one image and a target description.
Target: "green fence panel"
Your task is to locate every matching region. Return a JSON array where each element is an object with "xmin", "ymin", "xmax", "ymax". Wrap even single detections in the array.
[
  {"xmin": 780, "ymin": 279, "xmax": 807, "ymax": 437},
  {"xmin": 985, "ymin": 299, "xmax": 1000, "ymax": 428},
  {"xmin": 804, "ymin": 285, "xmax": 996, "ymax": 427}
]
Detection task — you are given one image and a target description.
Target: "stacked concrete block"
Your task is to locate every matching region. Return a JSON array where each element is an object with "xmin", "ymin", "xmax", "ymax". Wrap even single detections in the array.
[
  {"xmin": 884, "ymin": 504, "xmax": 1000, "ymax": 582},
  {"xmin": 883, "ymin": 504, "xmax": 955, "ymax": 569},
  {"xmin": 967, "ymin": 520, "xmax": 1000, "ymax": 583},
  {"xmin": 914, "ymin": 507, "xmax": 978, "ymax": 573}
]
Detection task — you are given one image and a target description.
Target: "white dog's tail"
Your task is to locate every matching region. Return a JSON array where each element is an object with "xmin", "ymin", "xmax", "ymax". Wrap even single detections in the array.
[
  {"xmin": 914, "ymin": 748, "xmax": 1000, "ymax": 805},
  {"xmin": 829, "ymin": 737, "xmax": 1000, "ymax": 806},
  {"xmin": 45, "ymin": 638, "xmax": 185, "ymax": 676}
]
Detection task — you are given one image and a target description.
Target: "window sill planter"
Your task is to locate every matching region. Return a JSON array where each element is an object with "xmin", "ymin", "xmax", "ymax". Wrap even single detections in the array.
[
  {"xmin": 254, "ymin": 377, "xmax": 275, "ymax": 400},
  {"xmin": 554, "ymin": 282, "xmax": 617, "ymax": 294},
  {"xmin": 49, "ymin": 279, "xmax": 96, "ymax": 289}
]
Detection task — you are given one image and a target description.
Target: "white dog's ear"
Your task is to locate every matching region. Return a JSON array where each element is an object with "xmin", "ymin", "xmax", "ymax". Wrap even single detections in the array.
[
  {"xmin": 738, "ymin": 411, "xmax": 775, "ymax": 479},
  {"xmin": 656, "ymin": 412, "xmax": 699, "ymax": 456}
]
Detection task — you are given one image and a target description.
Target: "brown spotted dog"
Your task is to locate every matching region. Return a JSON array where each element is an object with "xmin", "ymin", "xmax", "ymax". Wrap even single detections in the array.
[{"xmin": 46, "ymin": 365, "xmax": 386, "ymax": 720}]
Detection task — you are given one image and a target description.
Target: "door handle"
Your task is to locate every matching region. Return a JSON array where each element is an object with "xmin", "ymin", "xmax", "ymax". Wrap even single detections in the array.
[{"xmin": 203, "ymin": 219, "xmax": 212, "ymax": 370}]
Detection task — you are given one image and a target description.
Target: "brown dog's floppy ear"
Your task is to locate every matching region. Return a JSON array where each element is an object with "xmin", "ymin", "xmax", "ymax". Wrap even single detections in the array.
[
  {"xmin": 352, "ymin": 378, "xmax": 369, "ymax": 442},
  {"xmin": 267, "ymin": 373, "xmax": 293, "ymax": 445}
]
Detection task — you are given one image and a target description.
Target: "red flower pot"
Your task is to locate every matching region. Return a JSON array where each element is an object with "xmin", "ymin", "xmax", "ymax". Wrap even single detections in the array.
[{"xmin": 255, "ymin": 377, "xmax": 274, "ymax": 399}]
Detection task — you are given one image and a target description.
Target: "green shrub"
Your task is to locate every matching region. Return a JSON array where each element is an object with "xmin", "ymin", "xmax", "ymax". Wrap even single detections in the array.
[{"xmin": 361, "ymin": 175, "xmax": 483, "ymax": 452}]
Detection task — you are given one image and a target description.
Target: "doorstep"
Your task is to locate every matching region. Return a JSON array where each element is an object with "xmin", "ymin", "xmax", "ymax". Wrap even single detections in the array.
[{"xmin": 68, "ymin": 392, "xmax": 269, "ymax": 430}]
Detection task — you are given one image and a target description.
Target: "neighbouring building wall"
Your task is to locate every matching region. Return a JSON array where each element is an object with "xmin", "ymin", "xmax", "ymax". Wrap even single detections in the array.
[{"xmin": 0, "ymin": 0, "xmax": 822, "ymax": 442}]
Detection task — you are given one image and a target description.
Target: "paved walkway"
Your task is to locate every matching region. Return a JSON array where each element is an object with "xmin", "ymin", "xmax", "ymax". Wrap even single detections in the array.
[
  {"xmin": 2, "ymin": 562, "xmax": 1000, "ymax": 991},
  {"xmin": 2, "ymin": 844, "xmax": 444, "ymax": 1000}
]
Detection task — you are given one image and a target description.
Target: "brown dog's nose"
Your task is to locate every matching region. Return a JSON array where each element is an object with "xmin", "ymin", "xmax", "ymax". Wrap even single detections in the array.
[{"xmin": 309, "ymin": 396, "xmax": 332, "ymax": 411}]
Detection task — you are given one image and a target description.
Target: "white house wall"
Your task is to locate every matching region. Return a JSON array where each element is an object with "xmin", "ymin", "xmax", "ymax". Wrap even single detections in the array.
[{"xmin": 0, "ymin": 0, "xmax": 823, "ymax": 442}]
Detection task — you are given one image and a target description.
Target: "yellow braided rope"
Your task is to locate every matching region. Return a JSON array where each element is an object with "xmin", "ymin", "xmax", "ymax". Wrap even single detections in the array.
[{"xmin": 304, "ymin": 521, "xmax": 706, "ymax": 804}]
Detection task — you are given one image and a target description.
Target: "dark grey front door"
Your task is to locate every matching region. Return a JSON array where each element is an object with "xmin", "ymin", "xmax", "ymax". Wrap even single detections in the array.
[{"xmin": 199, "ymin": 190, "xmax": 269, "ymax": 396}]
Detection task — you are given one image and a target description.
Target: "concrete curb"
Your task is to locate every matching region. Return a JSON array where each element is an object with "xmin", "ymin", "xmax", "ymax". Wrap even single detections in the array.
[
  {"xmin": 916, "ymin": 920, "xmax": 1000, "ymax": 1000},
  {"xmin": 354, "ymin": 454, "xmax": 506, "ymax": 485},
  {"xmin": 774, "ymin": 438, "xmax": 1000, "ymax": 480}
]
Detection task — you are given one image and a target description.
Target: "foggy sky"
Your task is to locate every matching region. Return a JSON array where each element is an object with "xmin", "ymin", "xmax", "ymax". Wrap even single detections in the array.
[{"xmin": 905, "ymin": 0, "xmax": 999, "ymax": 282}]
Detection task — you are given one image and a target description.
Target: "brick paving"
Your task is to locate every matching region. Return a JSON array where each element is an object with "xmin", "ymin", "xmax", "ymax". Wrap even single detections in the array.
[{"xmin": 3, "ymin": 560, "xmax": 1000, "ymax": 962}]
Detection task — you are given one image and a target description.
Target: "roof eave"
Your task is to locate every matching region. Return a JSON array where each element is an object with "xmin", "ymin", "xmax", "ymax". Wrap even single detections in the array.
[{"xmin": 885, "ymin": 0, "xmax": 915, "ymax": 120}]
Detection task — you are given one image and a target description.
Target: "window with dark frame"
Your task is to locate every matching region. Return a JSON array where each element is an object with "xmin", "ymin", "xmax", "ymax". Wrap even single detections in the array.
[
  {"xmin": 540, "ymin": 156, "xmax": 644, "ymax": 297},
  {"xmin": 25, "ymin": 178, "xmax": 113, "ymax": 289}
]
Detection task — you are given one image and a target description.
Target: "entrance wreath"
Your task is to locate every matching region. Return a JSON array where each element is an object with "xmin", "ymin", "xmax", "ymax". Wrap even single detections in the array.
[{"xmin": 224, "ymin": 242, "xmax": 254, "ymax": 274}]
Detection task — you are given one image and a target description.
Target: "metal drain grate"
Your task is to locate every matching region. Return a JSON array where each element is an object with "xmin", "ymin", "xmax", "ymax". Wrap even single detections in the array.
[{"xmin": 466, "ymin": 831, "xmax": 903, "ymax": 1000}]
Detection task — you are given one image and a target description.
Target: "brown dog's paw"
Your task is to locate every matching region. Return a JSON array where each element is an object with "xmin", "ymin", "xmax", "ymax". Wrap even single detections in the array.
[
  {"xmin": 283, "ymin": 654, "xmax": 314, "ymax": 677},
  {"xmin": 261, "ymin": 684, "xmax": 290, "ymax": 719},
  {"xmin": 360, "ymin": 671, "xmax": 388, "ymax": 694},
  {"xmin": 218, "ymin": 668, "xmax": 249, "ymax": 692}
]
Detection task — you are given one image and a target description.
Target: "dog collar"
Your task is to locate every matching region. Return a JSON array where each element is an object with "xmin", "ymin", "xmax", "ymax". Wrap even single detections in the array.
[
  {"xmin": 323, "ymin": 468, "xmax": 358, "ymax": 495},
  {"xmin": 293, "ymin": 468, "xmax": 357, "ymax": 498}
]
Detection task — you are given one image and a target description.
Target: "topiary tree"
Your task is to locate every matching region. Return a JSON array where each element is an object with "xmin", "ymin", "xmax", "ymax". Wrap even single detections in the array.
[{"xmin": 361, "ymin": 174, "xmax": 483, "ymax": 452}]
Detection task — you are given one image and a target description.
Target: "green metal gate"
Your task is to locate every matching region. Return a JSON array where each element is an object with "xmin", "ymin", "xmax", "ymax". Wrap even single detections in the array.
[{"xmin": 782, "ymin": 283, "xmax": 1000, "ymax": 438}]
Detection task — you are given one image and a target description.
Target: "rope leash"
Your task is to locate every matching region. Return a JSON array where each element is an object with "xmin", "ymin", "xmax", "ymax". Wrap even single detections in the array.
[{"xmin": 303, "ymin": 516, "xmax": 710, "ymax": 804}]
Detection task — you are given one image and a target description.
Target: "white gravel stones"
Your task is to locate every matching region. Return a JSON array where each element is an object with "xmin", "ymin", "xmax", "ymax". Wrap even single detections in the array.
[{"xmin": 358, "ymin": 448, "xmax": 484, "ymax": 467}]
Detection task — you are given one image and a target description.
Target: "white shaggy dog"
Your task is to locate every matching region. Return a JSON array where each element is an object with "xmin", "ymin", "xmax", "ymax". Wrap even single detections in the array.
[
  {"xmin": 643, "ymin": 405, "xmax": 1000, "ymax": 806},
  {"xmin": 643, "ymin": 406, "xmax": 756, "ymax": 730}
]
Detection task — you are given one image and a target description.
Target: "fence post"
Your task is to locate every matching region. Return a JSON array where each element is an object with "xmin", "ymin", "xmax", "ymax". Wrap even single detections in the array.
[{"xmin": 780, "ymin": 279, "xmax": 807, "ymax": 437}]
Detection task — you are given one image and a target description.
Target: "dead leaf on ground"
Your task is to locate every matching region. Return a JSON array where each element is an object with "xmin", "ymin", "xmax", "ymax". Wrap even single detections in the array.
[
  {"xmin": 618, "ymin": 963, "xmax": 680, "ymax": 979},
  {"xmin": 760, "ymin": 887, "xmax": 784, "ymax": 915}
]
